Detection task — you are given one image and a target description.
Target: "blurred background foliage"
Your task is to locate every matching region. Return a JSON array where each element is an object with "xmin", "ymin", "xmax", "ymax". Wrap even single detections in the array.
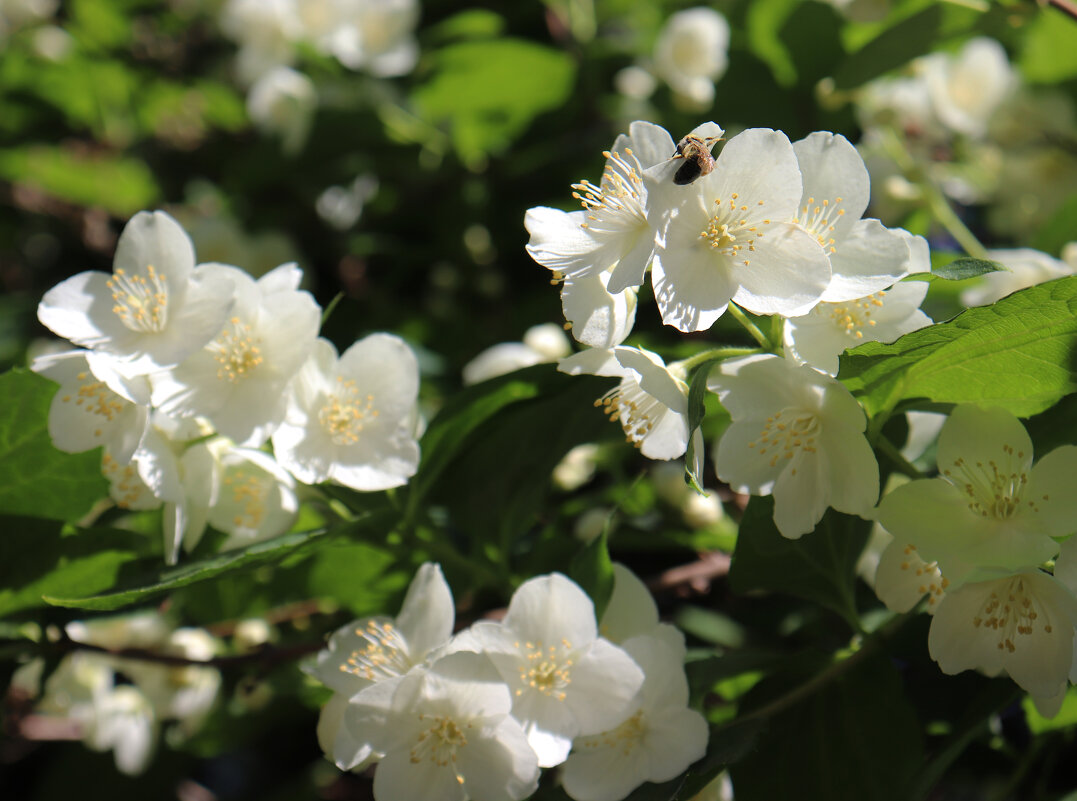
[{"xmin": 3, "ymin": 0, "xmax": 1077, "ymax": 799}]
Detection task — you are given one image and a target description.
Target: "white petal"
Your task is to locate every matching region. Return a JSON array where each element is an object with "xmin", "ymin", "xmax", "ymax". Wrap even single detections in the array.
[
  {"xmin": 823, "ymin": 219, "xmax": 921, "ymax": 302},
  {"xmin": 395, "ymin": 563, "xmax": 455, "ymax": 660},
  {"xmin": 772, "ymin": 450, "xmax": 829, "ymax": 538},
  {"xmin": 600, "ymin": 564, "xmax": 660, "ymax": 644},
  {"xmin": 793, "ymin": 131, "xmax": 869, "ymax": 236},
  {"xmin": 728, "ymin": 223, "xmax": 831, "ymax": 317}
]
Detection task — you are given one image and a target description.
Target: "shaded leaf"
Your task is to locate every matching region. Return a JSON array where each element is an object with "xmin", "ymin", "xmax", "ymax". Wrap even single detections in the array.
[
  {"xmin": 833, "ymin": 6, "xmax": 943, "ymax": 90},
  {"xmin": 569, "ymin": 530, "xmax": 614, "ymax": 620}
]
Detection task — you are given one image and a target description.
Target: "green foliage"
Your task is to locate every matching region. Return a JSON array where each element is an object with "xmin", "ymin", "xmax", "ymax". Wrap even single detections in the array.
[
  {"xmin": 840, "ymin": 277, "xmax": 1077, "ymax": 418},
  {"xmin": 684, "ymin": 358, "xmax": 722, "ymax": 494},
  {"xmin": 0, "ymin": 371, "xmax": 108, "ymax": 522},
  {"xmin": 832, "ymin": 6, "xmax": 942, "ymax": 90},
  {"xmin": 412, "ymin": 39, "xmax": 576, "ymax": 167},
  {"xmin": 1019, "ymin": 10, "xmax": 1077, "ymax": 83},
  {"xmin": 569, "ymin": 530, "xmax": 614, "ymax": 620},
  {"xmin": 729, "ymin": 498, "xmax": 868, "ymax": 628},
  {"xmin": 922, "ymin": 257, "xmax": 1005, "ymax": 282},
  {"xmin": 730, "ymin": 654, "xmax": 924, "ymax": 801}
]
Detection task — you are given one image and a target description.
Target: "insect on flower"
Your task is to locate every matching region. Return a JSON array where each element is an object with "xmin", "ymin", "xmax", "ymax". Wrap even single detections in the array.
[{"xmin": 671, "ymin": 134, "xmax": 722, "ymax": 185}]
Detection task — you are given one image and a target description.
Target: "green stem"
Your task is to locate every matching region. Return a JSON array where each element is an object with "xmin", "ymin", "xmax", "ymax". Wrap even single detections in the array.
[
  {"xmin": 321, "ymin": 292, "xmax": 344, "ymax": 327},
  {"xmin": 727, "ymin": 303, "xmax": 774, "ymax": 350},
  {"xmin": 676, "ymin": 346, "xmax": 761, "ymax": 372},
  {"xmin": 733, "ymin": 613, "xmax": 907, "ymax": 724},
  {"xmin": 874, "ymin": 434, "xmax": 925, "ymax": 480}
]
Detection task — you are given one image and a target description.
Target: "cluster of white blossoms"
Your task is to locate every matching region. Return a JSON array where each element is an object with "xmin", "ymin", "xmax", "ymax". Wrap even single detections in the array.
[
  {"xmin": 854, "ymin": 36, "xmax": 1077, "ymax": 237},
  {"xmin": 34, "ymin": 209, "xmax": 421, "ymax": 563},
  {"xmin": 524, "ymin": 119, "xmax": 929, "ymax": 537},
  {"xmin": 872, "ymin": 405, "xmax": 1077, "ymax": 715},
  {"xmin": 12, "ymin": 612, "xmax": 221, "ymax": 775},
  {"xmin": 306, "ymin": 563, "xmax": 708, "ymax": 801}
]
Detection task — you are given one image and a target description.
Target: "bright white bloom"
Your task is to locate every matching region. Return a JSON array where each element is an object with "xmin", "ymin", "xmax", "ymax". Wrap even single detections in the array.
[
  {"xmin": 38, "ymin": 211, "xmax": 235, "ymax": 377},
  {"xmin": 873, "ymin": 533, "xmax": 948, "ymax": 615},
  {"xmin": 31, "ymin": 349, "xmax": 150, "ymax": 462},
  {"xmin": 875, "ymin": 405, "xmax": 1077, "ymax": 588},
  {"xmin": 561, "ymin": 634, "xmax": 708, "ymax": 801},
  {"xmin": 136, "ymin": 628, "xmax": 221, "ymax": 739},
  {"xmin": 271, "ymin": 333, "xmax": 420, "ymax": 491},
  {"xmin": 710, "ymin": 354, "xmax": 879, "ymax": 538},
  {"xmin": 552, "ymin": 443, "xmax": 600, "ymax": 491},
  {"xmin": 133, "ymin": 412, "xmax": 219, "ymax": 564},
  {"xmin": 647, "ymin": 128, "xmax": 831, "ymax": 331},
  {"xmin": 351, "ymin": 651, "xmax": 539, "ymax": 801},
  {"xmin": 462, "ymin": 323, "xmax": 571, "ymax": 385},
  {"xmin": 301, "ymin": 0, "xmax": 420, "ymax": 77},
  {"xmin": 102, "ymin": 447, "xmax": 162, "ymax": 511},
  {"xmin": 599, "ymin": 563, "xmax": 686, "ymax": 656},
  {"xmin": 783, "ymin": 281, "xmax": 931, "ymax": 376},
  {"xmin": 921, "ymin": 37, "xmax": 1016, "ymax": 139},
  {"xmin": 150, "ymin": 262, "xmax": 320, "ymax": 446},
  {"xmin": 560, "ymin": 346, "xmax": 690, "ymax": 460},
  {"xmin": 306, "ymin": 562, "xmax": 454, "ymax": 770},
  {"xmin": 207, "ymin": 444, "xmax": 298, "ymax": 548},
  {"xmin": 792, "ymin": 132, "xmax": 930, "ymax": 302},
  {"xmin": 457, "ymin": 573, "xmax": 645, "ymax": 767},
  {"xmin": 247, "ymin": 66, "xmax": 318, "ymax": 154},
  {"xmin": 928, "ymin": 569, "xmax": 1077, "ymax": 701},
  {"xmin": 86, "ymin": 685, "xmax": 158, "ymax": 775},
  {"xmin": 220, "ymin": 0, "xmax": 301, "ymax": 83},
  {"xmin": 653, "ymin": 8, "xmax": 730, "ymax": 109},
  {"xmin": 960, "ymin": 248, "xmax": 1077, "ymax": 308}
]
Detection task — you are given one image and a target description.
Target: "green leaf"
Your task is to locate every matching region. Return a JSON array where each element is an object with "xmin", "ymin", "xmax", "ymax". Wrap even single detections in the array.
[
  {"xmin": 832, "ymin": 6, "xmax": 943, "ymax": 90},
  {"xmin": 839, "ymin": 276, "xmax": 1077, "ymax": 418},
  {"xmin": 569, "ymin": 530, "xmax": 614, "ymax": 620},
  {"xmin": 684, "ymin": 359, "xmax": 721, "ymax": 494},
  {"xmin": 0, "ymin": 370, "xmax": 108, "ymax": 522},
  {"xmin": 1031, "ymin": 193, "xmax": 1077, "ymax": 257},
  {"xmin": 729, "ymin": 497, "xmax": 867, "ymax": 627},
  {"xmin": 0, "ymin": 146, "xmax": 158, "ymax": 217},
  {"xmin": 43, "ymin": 512, "xmax": 394, "ymax": 611},
  {"xmin": 730, "ymin": 654, "xmax": 923, "ymax": 801},
  {"xmin": 412, "ymin": 39, "xmax": 575, "ymax": 167},
  {"xmin": 746, "ymin": 0, "xmax": 801, "ymax": 86},
  {"xmin": 1019, "ymin": 9, "xmax": 1077, "ymax": 83},
  {"xmin": 921, "ymin": 258, "xmax": 1005, "ymax": 282},
  {"xmin": 425, "ymin": 9, "xmax": 505, "ymax": 42}
]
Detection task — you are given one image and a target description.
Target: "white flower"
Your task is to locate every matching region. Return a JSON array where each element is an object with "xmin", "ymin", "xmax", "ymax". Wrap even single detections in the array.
[
  {"xmin": 552, "ymin": 443, "xmax": 601, "ymax": 491},
  {"xmin": 561, "ymin": 633, "xmax": 708, "ymax": 801},
  {"xmin": 456, "ymin": 573, "xmax": 644, "ymax": 767},
  {"xmin": 220, "ymin": 0, "xmax": 301, "ymax": 83},
  {"xmin": 921, "ymin": 37, "xmax": 1016, "ymax": 139},
  {"xmin": 928, "ymin": 569, "xmax": 1077, "ymax": 700},
  {"xmin": 303, "ymin": 0, "xmax": 420, "ymax": 77},
  {"xmin": 37, "ymin": 211, "xmax": 235, "ymax": 377},
  {"xmin": 960, "ymin": 248, "xmax": 1077, "ymax": 308},
  {"xmin": 526, "ymin": 121, "xmax": 720, "ymax": 346},
  {"xmin": 710, "ymin": 354, "xmax": 879, "ymax": 538},
  {"xmin": 136, "ymin": 628, "xmax": 221, "ymax": 739},
  {"xmin": 102, "ymin": 447, "xmax": 162, "ymax": 511},
  {"xmin": 875, "ymin": 405, "xmax": 1077, "ymax": 588},
  {"xmin": 306, "ymin": 562, "xmax": 454, "ymax": 770},
  {"xmin": 792, "ymin": 132, "xmax": 930, "ymax": 303},
  {"xmin": 599, "ymin": 563, "xmax": 686, "ymax": 656},
  {"xmin": 133, "ymin": 412, "xmax": 219, "ymax": 564},
  {"xmin": 647, "ymin": 128, "xmax": 831, "ymax": 332},
  {"xmin": 31, "ymin": 349, "xmax": 150, "ymax": 462},
  {"xmin": 207, "ymin": 444, "xmax": 298, "ymax": 548},
  {"xmin": 873, "ymin": 534, "xmax": 948, "ymax": 615},
  {"xmin": 247, "ymin": 66, "xmax": 318, "ymax": 154},
  {"xmin": 783, "ymin": 281, "xmax": 932, "ymax": 376},
  {"xmin": 150, "ymin": 262, "xmax": 320, "ymax": 447},
  {"xmin": 560, "ymin": 346, "xmax": 690, "ymax": 460},
  {"xmin": 87, "ymin": 685, "xmax": 158, "ymax": 775},
  {"xmin": 462, "ymin": 323, "xmax": 571, "ymax": 385},
  {"xmin": 352, "ymin": 651, "xmax": 540, "ymax": 801},
  {"xmin": 653, "ymin": 8, "xmax": 730, "ymax": 109},
  {"xmin": 271, "ymin": 333, "xmax": 420, "ymax": 491}
]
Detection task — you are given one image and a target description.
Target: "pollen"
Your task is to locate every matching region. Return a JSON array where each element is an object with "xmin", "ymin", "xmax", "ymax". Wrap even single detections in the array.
[
  {"xmin": 319, "ymin": 376, "xmax": 378, "ymax": 446},
  {"xmin": 212, "ymin": 317, "xmax": 264, "ymax": 382},
  {"xmin": 944, "ymin": 444, "xmax": 1031, "ymax": 520},
  {"xmin": 339, "ymin": 619, "xmax": 412, "ymax": 681},
  {"xmin": 792, "ymin": 196, "xmax": 846, "ymax": 251},
  {"xmin": 409, "ymin": 713, "xmax": 472, "ymax": 783},
  {"xmin": 572, "ymin": 149, "xmax": 647, "ymax": 234},
  {"xmin": 971, "ymin": 576, "xmax": 1054, "ymax": 654},
  {"xmin": 107, "ymin": 264, "xmax": 170, "ymax": 333},
  {"xmin": 701, "ymin": 193, "xmax": 770, "ymax": 268},
  {"xmin": 222, "ymin": 468, "xmax": 267, "ymax": 531},
  {"xmin": 747, "ymin": 409, "xmax": 820, "ymax": 469},
  {"xmin": 821, "ymin": 292, "xmax": 885, "ymax": 340},
  {"xmin": 595, "ymin": 378, "xmax": 666, "ymax": 450},
  {"xmin": 517, "ymin": 639, "xmax": 573, "ymax": 701},
  {"xmin": 63, "ymin": 370, "xmax": 125, "ymax": 431}
]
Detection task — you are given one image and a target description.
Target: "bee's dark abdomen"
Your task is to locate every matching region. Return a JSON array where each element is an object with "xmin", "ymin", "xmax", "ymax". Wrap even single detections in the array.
[{"xmin": 674, "ymin": 162, "xmax": 701, "ymax": 185}]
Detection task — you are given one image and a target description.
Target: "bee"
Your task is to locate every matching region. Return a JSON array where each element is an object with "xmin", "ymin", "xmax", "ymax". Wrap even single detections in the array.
[{"xmin": 671, "ymin": 134, "xmax": 722, "ymax": 186}]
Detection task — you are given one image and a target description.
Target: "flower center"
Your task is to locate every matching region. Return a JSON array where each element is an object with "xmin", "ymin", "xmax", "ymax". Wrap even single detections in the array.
[
  {"xmin": 700, "ymin": 194, "xmax": 771, "ymax": 268},
  {"xmin": 972, "ymin": 575, "xmax": 1055, "ymax": 653},
  {"xmin": 102, "ymin": 451, "xmax": 154, "ymax": 510},
  {"xmin": 573, "ymin": 148, "xmax": 647, "ymax": 236},
  {"xmin": 793, "ymin": 195, "xmax": 845, "ymax": 254},
  {"xmin": 897, "ymin": 544, "xmax": 949, "ymax": 609},
  {"xmin": 942, "ymin": 445, "xmax": 1037, "ymax": 519},
  {"xmin": 318, "ymin": 377, "xmax": 378, "ymax": 445},
  {"xmin": 822, "ymin": 293, "xmax": 885, "ymax": 340},
  {"xmin": 339, "ymin": 619, "xmax": 413, "ymax": 681},
  {"xmin": 411, "ymin": 714, "xmax": 470, "ymax": 782},
  {"xmin": 212, "ymin": 317, "xmax": 264, "ymax": 382},
  {"xmin": 595, "ymin": 379, "xmax": 664, "ymax": 448},
  {"xmin": 515, "ymin": 639, "xmax": 573, "ymax": 700},
  {"xmin": 108, "ymin": 265, "xmax": 169, "ymax": 333},
  {"xmin": 747, "ymin": 409, "xmax": 820, "ymax": 471},
  {"xmin": 62, "ymin": 371, "xmax": 125, "ymax": 439},
  {"xmin": 577, "ymin": 708, "xmax": 646, "ymax": 756},
  {"xmin": 222, "ymin": 469, "xmax": 267, "ymax": 530}
]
